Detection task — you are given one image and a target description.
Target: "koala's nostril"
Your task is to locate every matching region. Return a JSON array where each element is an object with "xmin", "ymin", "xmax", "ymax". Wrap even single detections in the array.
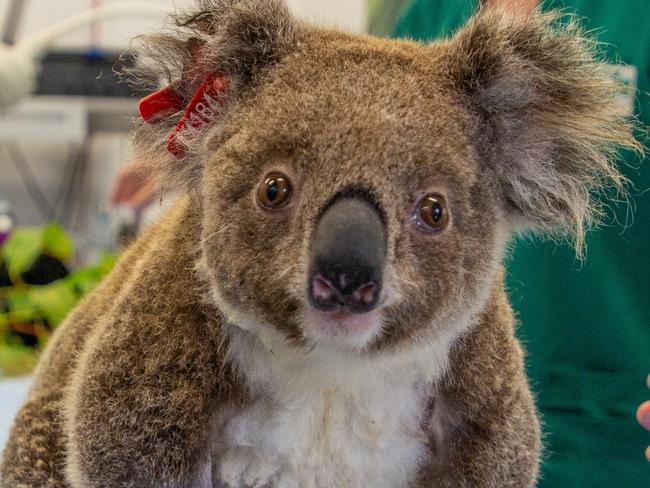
[
  {"xmin": 312, "ymin": 275, "xmax": 340, "ymax": 307},
  {"xmin": 351, "ymin": 282, "xmax": 377, "ymax": 307},
  {"xmin": 346, "ymin": 280, "xmax": 381, "ymax": 313},
  {"xmin": 309, "ymin": 273, "xmax": 381, "ymax": 314}
]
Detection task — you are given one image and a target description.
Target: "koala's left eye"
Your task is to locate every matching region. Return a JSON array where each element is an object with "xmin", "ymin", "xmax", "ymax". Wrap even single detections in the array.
[
  {"xmin": 257, "ymin": 172, "xmax": 292, "ymax": 209},
  {"xmin": 412, "ymin": 193, "xmax": 450, "ymax": 232}
]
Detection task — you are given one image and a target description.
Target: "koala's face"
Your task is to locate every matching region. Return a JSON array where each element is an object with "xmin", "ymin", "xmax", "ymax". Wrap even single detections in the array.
[
  {"xmin": 199, "ymin": 33, "xmax": 506, "ymax": 353},
  {"xmin": 138, "ymin": 2, "xmax": 631, "ymax": 355}
]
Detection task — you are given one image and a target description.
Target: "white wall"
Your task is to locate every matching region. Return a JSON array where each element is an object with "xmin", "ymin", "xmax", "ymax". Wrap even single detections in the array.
[
  {"xmin": 1, "ymin": 0, "xmax": 365, "ymax": 50},
  {"xmin": 286, "ymin": 0, "xmax": 366, "ymax": 33},
  {"xmin": 0, "ymin": 0, "xmax": 366, "ymax": 251}
]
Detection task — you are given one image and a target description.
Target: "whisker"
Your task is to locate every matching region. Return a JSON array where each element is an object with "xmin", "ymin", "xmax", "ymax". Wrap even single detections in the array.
[
  {"xmin": 201, "ymin": 223, "xmax": 233, "ymax": 244},
  {"xmin": 278, "ymin": 263, "xmax": 299, "ymax": 279}
]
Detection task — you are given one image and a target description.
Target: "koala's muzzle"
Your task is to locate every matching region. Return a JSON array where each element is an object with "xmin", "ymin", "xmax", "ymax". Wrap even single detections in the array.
[{"xmin": 308, "ymin": 197, "xmax": 386, "ymax": 314}]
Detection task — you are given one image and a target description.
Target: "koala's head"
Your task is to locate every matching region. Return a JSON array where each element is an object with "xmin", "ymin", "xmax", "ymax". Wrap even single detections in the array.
[{"xmin": 132, "ymin": 0, "xmax": 638, "ymax": 355}]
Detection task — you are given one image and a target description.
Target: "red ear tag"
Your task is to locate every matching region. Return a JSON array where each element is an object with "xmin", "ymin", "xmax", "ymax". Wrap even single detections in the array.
[
  {"xmin": 167, "ymin": 74, "xmax": 227, "ymax": 158},
  {"xmin": 139, "ymin": 86, "xmax": 184, "ymax": 123}
]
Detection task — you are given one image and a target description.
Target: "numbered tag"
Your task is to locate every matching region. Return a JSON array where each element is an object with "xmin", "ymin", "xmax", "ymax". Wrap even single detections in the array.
[{"xmin": 139, "ymin": 74, "xmax": 227, "ymax": 158}]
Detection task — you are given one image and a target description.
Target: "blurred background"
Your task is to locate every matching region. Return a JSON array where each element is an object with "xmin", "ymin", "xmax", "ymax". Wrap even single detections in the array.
[
  {"xmin": 0, "ymin": 0, "xmax": 371, "ymax": 448},
  {"xmin": 0, "ymin": 0, "xmax": 648, "ymax": 486}
]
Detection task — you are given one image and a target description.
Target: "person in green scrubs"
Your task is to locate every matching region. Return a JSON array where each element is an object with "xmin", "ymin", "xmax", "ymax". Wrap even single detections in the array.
[{"xmin": 394, "ymin": 0, "xmax": 649, "ymax": 486}]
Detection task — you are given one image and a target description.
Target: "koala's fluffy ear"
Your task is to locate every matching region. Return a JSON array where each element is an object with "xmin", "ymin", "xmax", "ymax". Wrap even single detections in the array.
[
  {"xmin": 128, "ymin": 0, "xmax": 299, "ymax": 191},
  {"xmin": 443, "ymin": 7, "xmax": 641, "ymax": 252}
]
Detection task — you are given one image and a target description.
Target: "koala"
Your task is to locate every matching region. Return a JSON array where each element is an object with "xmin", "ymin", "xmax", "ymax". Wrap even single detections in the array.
[{"xmin": 1, "ymin": 1, "xmax": 639, "ymax": 487}]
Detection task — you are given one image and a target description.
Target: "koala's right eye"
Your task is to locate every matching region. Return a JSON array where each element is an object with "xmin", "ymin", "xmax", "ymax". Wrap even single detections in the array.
[{"xmin": 257, "ymin": 172, "xmax": 293, "ymax": 209}]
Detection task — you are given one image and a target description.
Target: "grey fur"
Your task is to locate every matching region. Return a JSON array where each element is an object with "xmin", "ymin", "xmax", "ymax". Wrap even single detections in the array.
[{"xmin": 442, "ymin": 9, "xmax": 641, "ymax": 251}]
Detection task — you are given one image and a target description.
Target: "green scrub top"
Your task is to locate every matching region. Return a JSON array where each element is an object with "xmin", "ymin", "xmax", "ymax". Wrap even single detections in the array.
[{"xmin": 395, "ymin": 1, "xmax": 650, "ymax": 487}]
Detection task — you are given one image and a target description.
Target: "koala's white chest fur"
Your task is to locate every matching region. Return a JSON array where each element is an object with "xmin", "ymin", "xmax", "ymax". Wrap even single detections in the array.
[
  {"xmin": 213, "ymin": 326, "xmax": 453, "ymax": 488},
  {"xmin": 217, "ymin": 377, "xmax": 426, "ymax": 488}
]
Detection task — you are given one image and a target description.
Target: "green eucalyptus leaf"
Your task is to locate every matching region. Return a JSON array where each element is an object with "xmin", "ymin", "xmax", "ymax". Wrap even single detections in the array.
[
  {"xmin": 28, "ymin": 281, "xmax": 79, "ymax": 326},
  {"xmin": 0, "ymin": 312, "xmax": 8, "ymax": 333},
  {"xmin": 0, "ymin": 343, "xmax": 39, "ymax": 378},
  {"xmin": 42, "ymin": 223, "xmax": 73, "ymax": 262},
  {"xmin": 67, "ymin": 267, "xmax": 100, "ymax": 296},
  {"xmin": 5, "ymin": 288, "xmax": 39, "ymax": 324},
  {"xmin": 67, "ymin": 252, "xmax": 116, "ymax": 295},
  {"xmin": 5, "ymin": 288, "xmax": 33, "ymax": 313},
  {"xmin": 97, "ymin": 252, "xmax": 117, "ymax": 275},
  {"xmin": 1, "ymin": 227, "xmax": 43, "ymax": 278}
]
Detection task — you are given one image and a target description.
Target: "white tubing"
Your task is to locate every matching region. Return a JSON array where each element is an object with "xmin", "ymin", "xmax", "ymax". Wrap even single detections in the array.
[
  {"xmin": 18, "ymin": 3, "xmax": 165, "ymax": 59},
  {"xmin": 0, "ymin": 44, "xmax": 37, "ymax": 107},
  {"xmin": 0, "ymin": 3, "xmax": 165, "ymax": 107}
]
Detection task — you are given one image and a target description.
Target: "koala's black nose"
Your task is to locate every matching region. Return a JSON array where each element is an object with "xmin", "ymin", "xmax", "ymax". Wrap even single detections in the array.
[{"xmin": 308, "ymin": 197, "xmax": 385, "ymax": 314}]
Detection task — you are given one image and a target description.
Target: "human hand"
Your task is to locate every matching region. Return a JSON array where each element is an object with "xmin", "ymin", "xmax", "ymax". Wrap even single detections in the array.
[
  {"xmin": 636, "ymin": 374, "xmax": 650, "ymax": 462},
  {"xmin": 110, "ymin": 159, "xmax": 158, "ymax": 211}
]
